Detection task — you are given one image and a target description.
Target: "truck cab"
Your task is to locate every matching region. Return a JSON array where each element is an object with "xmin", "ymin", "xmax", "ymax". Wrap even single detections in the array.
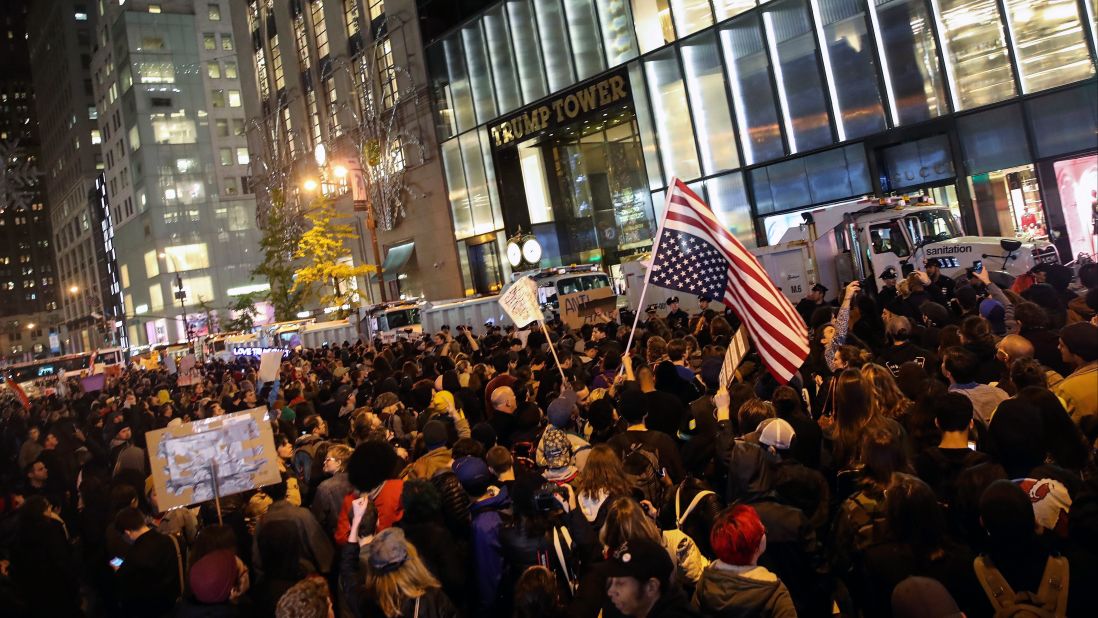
[{"xmin": 364, "ymin": 302, "xmax": 422, "ymax": 342}]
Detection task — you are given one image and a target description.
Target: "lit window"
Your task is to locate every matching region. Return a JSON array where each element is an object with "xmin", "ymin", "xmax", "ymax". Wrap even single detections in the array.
[
  {"xmin": 204, "ymin": 33, "xmax": 216, "ymax": 51},
  {"xmin": 368, "ymin": 0, "xmax": 384, "ymax": 21},
  {"xmin": 227, "ymin": 90, "xmax": 241, "ymax": 107},
  {"xmin": 149, "ymin": 4, "xmax": 161, "ymax": 13},
  {"xmin": 224, "ymin": 62, "xmax": 237, "ymax": 79},
  {"xmin": 311, "ymin": 0, "xmax": 329, "ymax": 58},
  {"xmin": 236, "ymin": 147, "xmax": 249, "ymax": 165},
  {"xmin": 220, "ymin": 148, "xmax": 233, "ymax": 166},
  {"xmin": 208, "ymin": 3, "xmax": 221, "ymax": 20},
  {"xmin": 91, "ymin": 130, "xmax": 101, "ymax": 144},
  {"xmin": 221, "ymin": 34, "xmax": 233, "ymax": 51},
  {"xmin": 88, "ymin": 105, "xmax": 97, "ymax": 120},
  {"xmin": 211, "ymin": 89, "xmax": 226, "ymax": 107},
  {"xmin": 376, "ymin": 38, "xmax": 398, "ymax": 108},
  {"xmin": 207, "ymin": 61, "xmax": 221, "ymax": 79},
  {"xmin": 75, "ymin": 12, "xmax": 88, "ymax": 21}
]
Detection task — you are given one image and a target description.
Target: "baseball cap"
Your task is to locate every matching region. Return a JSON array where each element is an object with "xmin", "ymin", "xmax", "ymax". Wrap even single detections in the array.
[
  {"xmin": 925, "ymin": 258, "xmax": 942, "ymax": 268},
  {"xmin": 546, "ymin": 390, "xmax": 578, "ymax": 428},
  {"xmin": 453, "ymin": 456, "xmax": 492, "ymax": 492},
  {"xmin": 757, "ymin": 418, "xmax": 796, "ymax": 451},
  {"xmin": 606, "ymin": 539, "xmax": 674, "ymax": 588},
  {"xmin": 810, "ymin": 283, "xmax": 828, "ymax": 294},
  {"xmin": 540, "ymin": 426, "xmax": 574, "ymax": 471}
]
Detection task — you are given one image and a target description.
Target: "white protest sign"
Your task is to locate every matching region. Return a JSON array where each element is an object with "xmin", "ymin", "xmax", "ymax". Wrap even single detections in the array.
[
  {"xmin": 165, "ymin": 354, "xmax": 178, "ymax": 375},
  {"xmin": 178, "ymin": 354, "xmax": 202, "ymax": 386},
  {"xmin": 498, "ymin": 276, "xmax": 543, "ymax": 327},
  {"xmin": 257, "ymin": 350, "xmax": 283, "ymax": 383}
]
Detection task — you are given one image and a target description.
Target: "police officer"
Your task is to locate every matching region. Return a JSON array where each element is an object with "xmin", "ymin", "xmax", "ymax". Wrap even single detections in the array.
[
  {"xmin": 665, "ymin": 296, "xmax": 689, "ymax": 332},
  {"xmin": 878, "ymin": 267, "xmax": 899, "ymax": 308},
  {"xmin": 924, "ymin": 258, "xmax": 955, "ymax": 306},
  {"xmin": 796, "ymin": 284, "xmax": 828, "ymax": 325},
  {"xmin": 695, "ymin": 295, "xmax": 712, "ymax": 318}
]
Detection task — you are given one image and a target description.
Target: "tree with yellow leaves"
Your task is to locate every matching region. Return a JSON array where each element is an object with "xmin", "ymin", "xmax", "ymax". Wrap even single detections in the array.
[{"xmin": 292, "ymin": 196, "xmax": 375, "ymax": 314}]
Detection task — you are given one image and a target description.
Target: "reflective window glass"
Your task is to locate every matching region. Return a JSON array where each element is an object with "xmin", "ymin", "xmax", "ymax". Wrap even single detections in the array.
[
  {"xmin": 671, "ymin": 0, "xmax": 714, "ymax": 37},
  {"xmin": 644, "ymin": 49, "xmax": 702, "ymax": 181},
  {"xmin": 763, "ymin": 0, "xmax": 832, "ymax": 152},
  {"xmin": 1025, "ymin": 84, "xmax": 1098, "ymax": 159},
  {"xmin": 506, "ymin": 0, "xmax": 550, "ymax": 103},
  {"xmin": 957, "ymin": 104, "xmax": 1030, "ymax": 175},
  {"xmin": 627, "ymin": 62, "xmax": 666, "ymax": 189},
  {"xmin": 680, "ymin": 32, "xmax": 739, "ymax": 174},
  {"xmin": 714, "ymin": 0, "xmax": 756, "ymax": 21},
  {"xmin": 461, "ymin": 24, "xmax": 498, "ymax": 124},
  {"xmin": 930, "ymin": 0, "xmax": 1015, "ymax": 109},
  {"xmin": 460, "ymin": 131, "xmax": 498, "ymax": 237},
  {"xmin": 484, "ymin": 7, "xmax": 522, "ymax": 114},
  {"xmin": 632, "ymin": 0, "xmax": 676, "ymax": 53},
  {"xmin": 534, "ymin": 0, "xmax": 578, "ymax": 92},
  {"xmin": 479, "ymin": 128, "xmax": 505, "ymax": 228},
  {"xmin": 705, "ymin": 172, "xmax": 756, "ymax": 247},
  {"xmin": 596, "ymin": 0, "xmax": 639, "ymax": 65},
  {"xmin": 563, "ymin": 0, "xmax": 607, "ymax": 80},
  {"xmin": 720, "ymin": 13, "xmax": 784, "ymax": 164},
  {"xmin": 1004, "ymin": 0, "xmax": 1095, "ymax": 93},
  {"xmin": 813, "ymin": 0, "xmax": 887, "ymax": 139},
  {"xmin": 805, "ymin": 143, "xmax": 871, "ymax": 204},
  {"xmin": 427, "ymin": 45, "xmax": 457, "ymax": 139},
  {"xmin": 443, "ymin": 35, "xmax": 477, "ymax": 133},
  {"xmin": 870, "ymin": 0, "xmax": 948, "ymax": 124},
  {"xmin": 442, "ymin": 138, "xmax": 474, "ymax": 239}
]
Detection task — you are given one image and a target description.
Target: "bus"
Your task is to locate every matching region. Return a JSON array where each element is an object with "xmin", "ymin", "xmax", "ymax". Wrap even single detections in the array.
[{"xmin": 2, "ymin": 347, "xmax": 125, "ymax": 395}]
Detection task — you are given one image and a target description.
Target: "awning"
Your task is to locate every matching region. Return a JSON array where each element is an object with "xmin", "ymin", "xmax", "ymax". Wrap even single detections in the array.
[{"xmin": 370, "ymin": 242, "xmax": 415, "ymax": 283}]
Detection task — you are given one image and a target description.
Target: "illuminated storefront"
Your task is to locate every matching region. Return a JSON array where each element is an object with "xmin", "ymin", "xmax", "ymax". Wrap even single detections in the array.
[{"xmin": 425, "ymin": 0, "xmax": 1098, "ymax": 295}]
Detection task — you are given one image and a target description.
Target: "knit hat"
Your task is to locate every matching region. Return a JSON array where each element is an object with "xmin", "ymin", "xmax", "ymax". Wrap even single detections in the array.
[
  {"xmin": 1016, "ymin": 477, "xmax": 1072, "ymax": 537},
  {"xmin": 334, "ymin": 385, "xmax": 353, "ymax": 406},
  {"xmin": 919, "ymin": 301, "xmax": 950, "ymax": 327},
  {"xmin": 188, "ymin": 549, "xmax": 238, "ymax": 604},
  {"xmin": 757, "ymin": 418, "xmax": 796, "ymax": 451},
  {"xmin": 605, "ymin": 539, "xmax": 674, "ymax": 588},
  {"xmin": 453, "ymin": 456, "xmax": 492, "ymax": 492},
  {"xmin": 891, "ymin": 576, "xmax": 963, "ymax": 618},
  {"xmin": 979, "ymin": 299, "xmax": 1007, "ymax": 335},
  {"xmin": 364, "ymin": 527, "xmax": 409, "ymax": 574},
  {"xmin": 540, "ymin": 426, "xmax": 574, "ymax": 471},
  {"xmin": 429, "ymin": 390, "xmax": 456, "ymax": 415},
  {"xmin": 373, "ymin": 392, "xmax": 400, "ymax": 413},
  {"xmin": 422, "ymin": 419, "xmax": 448, "ymax": 449},
  {"xmin": 471, "ymin": 421, "xmax": 497, "ymax": 451},
  {"xmin": 546, "ymin": 390, "xmax": 578, "ymax": 428},
  {"xmin": 1060, "ymin": 322, "xmax": 1098, "ymax": 362}
]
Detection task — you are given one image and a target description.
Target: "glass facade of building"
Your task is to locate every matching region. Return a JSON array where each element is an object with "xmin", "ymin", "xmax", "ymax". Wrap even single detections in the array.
[{"xmin": 426, "ymin": 0, "xmax": 1098, "ymax": 295}]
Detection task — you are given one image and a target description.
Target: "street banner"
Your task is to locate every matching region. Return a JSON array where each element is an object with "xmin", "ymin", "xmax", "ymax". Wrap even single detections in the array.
[
  {"xmin": 177, "ymin": 354, "xmax": 201, "ymax": 386},
  {"xmin": 257, "ymin": 350, "xmax": 283, "ymax": 383},
  {"xmin": 146, "ymin": 407, "xmax": 280, "ymax": 511},
  {"xmin": 719, "ymin": 326, "xmax": 751, "ymax": 388},
  {"xmin": 498, "ymin": 276, "xmax": 543, "ymax": 328}
]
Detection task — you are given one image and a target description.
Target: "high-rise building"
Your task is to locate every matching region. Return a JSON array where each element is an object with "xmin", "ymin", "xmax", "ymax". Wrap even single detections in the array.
[
  {"xmin": 0, "ymin": 0, "xmax": 61, "ymax": 361},
  {"xmin": 28, "ymin": 0, "xmax": 125, "ymax": 354},
  {"xmin": 91, "ymin": 0, "xmax": 266, "ymax": 346},
  {"xmin": 420, "ymin": 0, "xmax": 1098, "ymax": 294},
  {"xmin": 227, "ymin": 0, "xmax": 462, "ymax": 303}
]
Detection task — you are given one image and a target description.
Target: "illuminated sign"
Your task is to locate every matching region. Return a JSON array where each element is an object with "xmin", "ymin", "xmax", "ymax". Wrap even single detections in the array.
[
  {"xmin": 231, "ymin": 347, "xmax": 289, "ymax": 357},
  {"xmin": 488, "ymin": 68, "xmax": 631, "ymax": 149}
]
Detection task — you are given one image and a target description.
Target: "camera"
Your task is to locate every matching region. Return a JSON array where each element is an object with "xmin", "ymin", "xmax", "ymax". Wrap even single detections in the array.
[{"xmin": 533, "ymin": 483, "xmax": 567, "ymax": 512}]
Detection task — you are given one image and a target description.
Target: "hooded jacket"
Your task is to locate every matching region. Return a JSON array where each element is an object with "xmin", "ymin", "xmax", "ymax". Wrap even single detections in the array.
[
  {"xmin": 469, "ymin": 486, "xmax": 511, "ymax": 613},
  {"xmin": 693, "ymin": 563, "xmax": 797, "ymax": 618}
]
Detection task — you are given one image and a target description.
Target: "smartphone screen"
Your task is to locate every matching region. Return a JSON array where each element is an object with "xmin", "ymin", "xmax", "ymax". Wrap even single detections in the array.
[
  {"xmin": 973, "ymin": 260, "xmax": 983, "ymax": 274},
  {"xmin": 967, "ymin": 440, "xmax": 977, "ymax": 451},
  {"xmin": 109, "ymin": 557, "xmax": 123, "ymax": 569}
]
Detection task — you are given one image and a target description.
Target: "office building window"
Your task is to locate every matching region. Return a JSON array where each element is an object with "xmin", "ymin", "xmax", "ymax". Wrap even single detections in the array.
[
  {"xmin": 595, "ymin": 1, "xmax": 639, "ymax": 65},
  {"xmin": 294, "ymin": 15, "xmax": 312, "ymax": 72},
  {"xmin": 484, "ymin": 6, "xmax": 522, "ymax": 114},
  {"xmin": 345, "ymin": 0, "xmax": 362, "ymax": 37},
  {"xmin": 563, "ymin": 0, "xmax": 607, "ymax": 80},
  {"xmin": 209, "ymin": 3, "xmax": 221, "ymax": 20},
  {"xmin": 236, "ymin": 147, "xmax": 250, "ymax": 165},
  {"xmin": 720, "ymin": 13, "xmax": 784, "ymax": 164},
  {"xmin": 281, "ymin": 106, "xmax": 297, "ymax": 158},
  {"xmin": 255, "ymin": 49, "xmax": 271, "ymax": 100},
  {"xmin": 672, "ymin": 0, "xmax": 714, "ymax": 37},
  {"xmin": 307, "ymin": 90, "xmax": 322, "ymax": 150},
  {"xmin": 311, "ymin": 0, "xmax": 330, "ymax": 58},
  {"xmin": 324, "ymin": 76, "xmax": 341, "ymax": 135},
  {"xmin": 1003, "ymin": 0, "xmax": 1095, "ymax": 93},
  {"xmin": 149, "ymin": 4, "xmax": 161, "ymax": 13},
  {"xmin": 681, "ymin": 32, "xmax": 739, "ymax": 174},
  {"xmin": 224, "ymin": 62, "xmax": 237, "ymax": 79},
  {"xmin": 369, "ymin": 0, "xmax": 385, "ymax": 21},
  {"xmin": 228, "ymin": 90, "xmax": 242, "ymax": 107},
  {"xmin": 207, "ymin": 61, "xmax": 221, "ymax": 79},
  {"xmin": 534, "ymin": 0, "xmax": 577, "ymax": 92},
  {"xmin": 632, "ymin": 0, "xmax": 676, "ymax": 53},
  {"xmin": 461, "ymin": 24, "xmax": 497, "ymax": 123},
  {"xmin": 713, "ymin": 0, "xmax": 756, "ymax": 20},
  {"xmin": 211, "ymin": 89, "xmax": 226, "ymax": 107},
  {"xmin": 376, "ymin": 37, "xmax": 399, "ymax": 109},
  {"xmin": 763, "ymin": 0, "xmax": 832, "ymax": 153},
  {"xmin": 271, "ymin": 35, "xmax": 285, "ymax": 91},
  {"xmin": 813, "ymin": 0, "xmax": 887, "ymax": 140},
  {"xmin": 931, "ymin": 0, "xmax": 1015, "ymax": 109},
  {"xmin": 506, "ymin": 0, "xmax": 549, "ymax": 104},
  {"xmin": 204, "ymin": 33, "xmax": 217, "ymax": 50},
  {"xmin": 221, "ymin": 34, "xmax": 233, "ymax": 51},
  {"xmin": 645, "ymin": 48, "xmax": 702, "ymax": 181},
  {"xmin": 869, "ymin": 0, "xmax": 948, "ymax": 125}
]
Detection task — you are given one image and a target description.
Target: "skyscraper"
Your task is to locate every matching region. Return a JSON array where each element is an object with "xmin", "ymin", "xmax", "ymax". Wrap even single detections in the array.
[
  {"xmin": 90, "ymin": 0, "xmax": 266, "ymax": 346},
  {"xmin": 0, "ymin": 0, "xmax": 61, "ymax": 361},
  {"xmin": 28, "ymin": 0, "xmax": 124, "ymax": 353}
]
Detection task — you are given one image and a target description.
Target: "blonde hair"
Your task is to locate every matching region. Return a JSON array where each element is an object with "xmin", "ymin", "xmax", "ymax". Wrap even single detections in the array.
[
  {"xmin": 586, "ymin": 387, "xmax": 609, "ymax": 402},
  {"xmin": 861, "ymin": 363, "xmax": 912, "ymax": 420},
  {"xmin": 574, "ymin": 445, "xmax": 632, "ymax": 500},
  {"xmin": 327, "ymin": 444, "xmax": 353, "ymax": 470},
  {"xmin": 275, "ymin": 576, "xmax": 330, "ymax": 618},
  {"xmin": 365, "ymin": 541, "xmax": 441, "ymax": 617}
]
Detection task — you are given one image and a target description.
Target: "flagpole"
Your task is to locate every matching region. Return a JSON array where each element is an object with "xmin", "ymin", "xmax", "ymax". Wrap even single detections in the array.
[
  {"xmin": 623, "ymin": 180, "xmax": 676, "ymax": 359},
  {"xmin": 538, "ymin": 319, "xmax": 568, "ymax": 384}
]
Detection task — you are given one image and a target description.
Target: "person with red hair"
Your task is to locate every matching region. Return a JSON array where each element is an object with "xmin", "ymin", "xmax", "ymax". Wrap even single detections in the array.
[{"xmin": 692, "ymin": 505, "xmax": 797, "ymax": 617}]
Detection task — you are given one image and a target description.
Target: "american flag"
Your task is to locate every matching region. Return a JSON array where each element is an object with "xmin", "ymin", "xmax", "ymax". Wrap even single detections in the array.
[
  {"xmin": 650, "ymin": 179, "xmax": 809, "ymax": 382},
  {"xmin": 4, "ymin": 375, "xmax": 31, "ymax": 410}
]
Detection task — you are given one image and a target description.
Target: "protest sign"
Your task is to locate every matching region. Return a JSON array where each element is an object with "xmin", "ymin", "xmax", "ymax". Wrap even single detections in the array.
[
  {"xmin": 559, "ymin": 287, "xmax": 615, "ymax": 329},
  {"xmin": 146, "ymin": 407, "xmax": 279, "ymax": 511},
  {"xmin": 177, "ymin": 354, "xmax": 201, "ymax": 386},
  {"xmin": 498, "ymin": 276, "xmax": 543, "ymax": 327},
  {"xmin": 81, "ymin": 373, "xmax": 106, "ymax": 393},
  {"xmin": 257, "ymin": 350, "xmax": 283, "ymax": 383}
]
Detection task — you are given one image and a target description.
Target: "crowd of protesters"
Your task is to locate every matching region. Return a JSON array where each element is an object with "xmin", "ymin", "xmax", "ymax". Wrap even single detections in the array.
[{"xmin": 1, "ymin": 259, "xmax": 1097, "ymax": 618}]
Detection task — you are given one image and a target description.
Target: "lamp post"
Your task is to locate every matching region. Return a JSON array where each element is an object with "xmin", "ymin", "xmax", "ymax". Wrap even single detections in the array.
[{"xmin": 159, "ymin": 252, "xmax": 190, "ymax": 348}]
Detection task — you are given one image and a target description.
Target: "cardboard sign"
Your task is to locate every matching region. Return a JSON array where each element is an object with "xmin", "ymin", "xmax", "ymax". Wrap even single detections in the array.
[
  {"xmin": 146, "ymin": 407, "xmax": 280, "ymax": 510},
  {"xmin": 559, "ymin": 287, "xmax": 616, "ymax": 329},
  {"xmin": 257, "ymin": 350, "xmax": 283, "ymax": 383},
  {"xmin": 498, "ymin": 276, "xmax": 543, "ymax": 328},
  {"xmin": 81, "ymin": 373, "xmax": 106, "ymax": 393},
  {"xmin": 178, "ymin": 354, "xmax": 202, "ymax": 386}
]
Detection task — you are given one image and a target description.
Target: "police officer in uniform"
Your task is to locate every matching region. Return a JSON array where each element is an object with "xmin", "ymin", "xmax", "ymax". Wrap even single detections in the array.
[
  {"xmin": 665, "ymin": 296, "xmax": 689, "ymax": 333},
  {"xmin": 695, "ymin": 295, "xmax": 712, "ymax": 317},
  {"xmin": 796, "ymin": 284, "xmax": 828, "ymax": 325},
  {"xmin": 877, "ymin": 267, "xmax": 899, "ymax": 308},
  {"xmin": 924, "ymin": 258, "xmax": 956, "ymax": 306}
]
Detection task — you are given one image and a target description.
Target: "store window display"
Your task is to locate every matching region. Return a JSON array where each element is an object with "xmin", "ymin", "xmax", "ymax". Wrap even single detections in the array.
[{"xmin": 1054, "ymin": 155, "xmax": 1098, "ymax": 261}]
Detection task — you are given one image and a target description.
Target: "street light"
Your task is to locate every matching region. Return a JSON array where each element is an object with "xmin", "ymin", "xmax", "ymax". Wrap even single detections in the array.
[
  {"xmin": 159, "ymin": 251, "xmax": 190, "ymax": 349},
  {"xmin": 26, "ymin": 323, "xmax": 34, "ymax": 330},
  {"xmin": 302, "ymin": 178, "xmax": 318, "ymax": 192},
  {"xmin": 69, "ymin": 285, "xmax": 79, "ymax": 294},
  {"xmin": 333, "ymin": 165, "xmax": 348, "ymax": 178}
]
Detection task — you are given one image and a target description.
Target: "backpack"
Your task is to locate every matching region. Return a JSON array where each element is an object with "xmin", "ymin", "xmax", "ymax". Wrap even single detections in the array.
[
  {"xmin": 622, "ymin": 441, "xmax": 668, "ymax": 506},
  {"xmin": 292, "ymin": 438, "xmax": 330, "ymax": 487},
  {"xmin": 974, "ymin": 555, "xmax": 1069, "ymax": 618}
]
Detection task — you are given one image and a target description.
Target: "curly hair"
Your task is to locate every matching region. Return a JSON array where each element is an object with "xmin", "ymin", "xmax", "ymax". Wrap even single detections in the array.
[{"xmin": 275, "ymin": 576, "xmax": 330, "ymax": 618}]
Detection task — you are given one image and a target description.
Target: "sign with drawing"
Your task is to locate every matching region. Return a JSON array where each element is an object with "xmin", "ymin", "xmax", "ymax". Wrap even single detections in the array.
[{"xmin": 559, "ymin": 287, "xmax": 616, "ymax": 329}]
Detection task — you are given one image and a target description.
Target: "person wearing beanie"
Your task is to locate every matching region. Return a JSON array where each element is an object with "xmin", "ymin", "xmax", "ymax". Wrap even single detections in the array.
[
  {"xmin": 454, "ymin": 456, "xmax": 510, "ymax": 614},
  {"xmin": 537, "ymin": 390, "xmax": 592, "ymax": 471},
  {"xmin": 175, "ymin": 549, "xmax": 248, "ymax": 615},
  {"xmin": 1053, "ymin": 322, "xmax": 1098, "ymax": 423},
  {"xmin": 358, "ymin": 527, "xmax": 458, "ymax": 618}
]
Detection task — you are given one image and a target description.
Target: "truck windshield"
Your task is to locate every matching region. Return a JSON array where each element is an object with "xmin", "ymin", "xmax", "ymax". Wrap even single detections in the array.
[
  {"xmin": 539, "ymin": 275, "xmax": 611, "ymax": 307},
  {"xmin": 379, "ymin": 308, "xmax": 419, "ymax": 330},
  {"xmin": 904, "ymin": 210, "xmax": 959, "ymax": 247}
]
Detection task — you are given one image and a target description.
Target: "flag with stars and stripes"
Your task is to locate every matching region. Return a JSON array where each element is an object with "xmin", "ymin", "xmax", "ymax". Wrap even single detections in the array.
[{"xmin": 650, "ymin": 179, "xmax": 809, "ymax": 382}]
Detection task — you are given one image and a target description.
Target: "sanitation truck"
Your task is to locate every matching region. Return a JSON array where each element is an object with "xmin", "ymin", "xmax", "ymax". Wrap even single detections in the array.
[
  {"xmin": 750, "ymin": 196, "xmax": 1060, "ymax": 301},
  {"xmin": 362, "ymin": 302, "xmax": 423, "ymax": 342}
]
